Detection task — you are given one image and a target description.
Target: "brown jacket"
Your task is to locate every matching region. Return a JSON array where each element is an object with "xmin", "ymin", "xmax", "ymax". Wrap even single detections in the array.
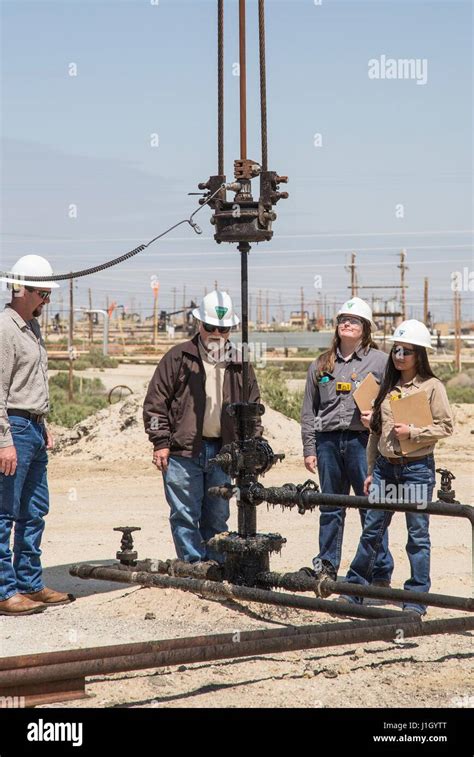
[{"xmin": 143, "ymin": 334, "xmax": 262, "ymax": 456}]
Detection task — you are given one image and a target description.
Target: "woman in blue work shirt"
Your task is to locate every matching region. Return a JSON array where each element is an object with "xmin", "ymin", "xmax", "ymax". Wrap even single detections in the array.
[{"xmin": 300, "ymin": 297, "xmax": 393, "ymax": 583}]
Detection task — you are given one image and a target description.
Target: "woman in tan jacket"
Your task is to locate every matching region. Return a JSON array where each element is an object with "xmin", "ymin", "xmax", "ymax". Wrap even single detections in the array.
[{"xmin": 343, "ymin": 320, "xmax": 454, "ymax": 616}]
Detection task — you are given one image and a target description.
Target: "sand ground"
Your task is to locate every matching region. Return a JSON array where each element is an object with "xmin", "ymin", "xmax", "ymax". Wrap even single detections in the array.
[
  {"xmin": 2, "ymin": 459, "xmax": 472, "ymax": 709},
  {"xmin": 1, "ymin": 372, "xmax": 473, "ymax": 709}
]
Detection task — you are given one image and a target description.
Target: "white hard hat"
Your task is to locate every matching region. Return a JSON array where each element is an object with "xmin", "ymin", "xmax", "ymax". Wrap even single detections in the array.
[
  {"xmin": 337, "ymin": 297, "xmax": 374, "ymax": 328},
  {"xmin": 0, "ymin": 255, "xmax": 60, "ymax": 288},
  {"xmin": 388, "ymin": 319, "xmax": 434, "ymax": 350},
  {"xmin": 192, "ymin": 290, "xmax": 240, "ymax": 327}
]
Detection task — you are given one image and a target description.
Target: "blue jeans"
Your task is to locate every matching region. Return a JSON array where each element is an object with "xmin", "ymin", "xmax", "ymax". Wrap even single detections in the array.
[
  {"xmin": 162, "ymin": 439, "xmax": 231, "ymax": 563},
  {"xmin": 344, "ymin": 454, "xmax": 435, "ymax": 614},
  {"xmin": 314, "ymin": 430, "xmax": 393, "ymax": 581},
  {"xmin": 0, "ymin": 416, "xmax": 49, "ymax": 601}
]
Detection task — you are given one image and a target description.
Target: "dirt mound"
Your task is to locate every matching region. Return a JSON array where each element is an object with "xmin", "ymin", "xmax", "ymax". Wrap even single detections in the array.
[
  {"xmin": 437, "ymin": 403, "xmax": 474, "ymax": 461},
  {"xmin": 50, "ymin": 395, "xmax": 303, "ymax": 462}
]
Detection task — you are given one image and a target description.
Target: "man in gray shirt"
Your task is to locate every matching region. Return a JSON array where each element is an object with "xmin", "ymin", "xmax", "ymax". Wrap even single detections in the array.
[{"xmin": 0, "ymin": 255, "xmax": 74, "ymax": 615}]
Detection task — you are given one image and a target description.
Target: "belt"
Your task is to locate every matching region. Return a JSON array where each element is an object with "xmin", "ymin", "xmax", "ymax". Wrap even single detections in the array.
[
  {"xmin": 202, "ymin": 436, "xmax": 222, "ymax": 442},
  {"xmin": 7, "ymin": 409, "xmax": 45, "ymax": 424},
  {"xmin": 384, "ymin": 454, "xmax": 432, "ymax": 466}
]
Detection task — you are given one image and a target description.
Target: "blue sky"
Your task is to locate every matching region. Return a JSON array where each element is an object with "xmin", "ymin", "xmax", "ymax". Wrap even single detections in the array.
[{"xmin": 1, "ymin": 0, "xmax": 472, "ymax": 322}]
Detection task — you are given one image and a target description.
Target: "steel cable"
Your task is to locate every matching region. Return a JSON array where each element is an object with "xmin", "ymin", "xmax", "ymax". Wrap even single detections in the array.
[
  {"xmin": 0, "ymin": 187, "xmax": 222, "ymax": 283},
  {"xmin": 258, "ymin": 0, "xmax": 268, "ymax": 171},
  {"xmin": 218, "ymin": 0, "xmax": 224, "ymax": 175}
]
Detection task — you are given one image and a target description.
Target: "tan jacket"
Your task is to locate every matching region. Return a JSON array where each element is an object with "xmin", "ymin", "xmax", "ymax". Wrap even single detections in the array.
[{"xmin": 367, "ymin": 374, "xmax": 454, "ymax": 474}]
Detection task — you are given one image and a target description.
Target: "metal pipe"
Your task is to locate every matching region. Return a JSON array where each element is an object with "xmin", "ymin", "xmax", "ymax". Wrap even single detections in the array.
[
  {"xmin": 238, "ymin": 0, "xmax": 247, "ymax": 160},
  {"xmin": 0, "ymin": 616, "xmax": 408, "ymax": 673},
  {"xmin": 256, "ymin": 571, "xmax": 474, "ymax": 612},
  {"xmin": 69, "ymin": 564, "xmax": 412, "ymax": 620},
  {"xmin": 239, "ymin": 242, "xmax": 250, "ymax": 404},
  {"xmin": 248, "ymin": 484, "xmax": 474, "ymax": 588},
  {"xmin": 251, "ymin": 486, "xmax": 474, "ymax": 523},
  {"xmin": 2, "ymin": 616, "xmax": 473, "ymax": 691},
  {"xmin": 325, "ymin": 579, "xmax": 474, "ymax": 611}
]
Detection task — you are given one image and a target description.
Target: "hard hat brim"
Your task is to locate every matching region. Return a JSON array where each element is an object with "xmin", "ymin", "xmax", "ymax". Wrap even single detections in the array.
[
  {"xmin": 387, "ymin": 335, "xmax": 435, "ymax": 350},
  {"xmin": 336, "ymin": 312, "xmax": 376, "ymax": 330},
  {"xmin": 0, "ymin": 275, "xmax": 60, "ymax": 289}
]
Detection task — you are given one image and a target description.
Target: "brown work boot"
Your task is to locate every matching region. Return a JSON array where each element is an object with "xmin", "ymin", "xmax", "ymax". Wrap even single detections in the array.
[
  {"xmin": 22, "ymin": 587, "xmax": 75, "ymax": 605},
  {"xmin": 0, "ymin": 593, "xmax": 47, "ymax": 616}
]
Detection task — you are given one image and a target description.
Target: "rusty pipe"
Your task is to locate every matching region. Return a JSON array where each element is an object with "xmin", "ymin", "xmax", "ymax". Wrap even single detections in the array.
[
  {"xmin": 0, "ymin": 615, "xmax": 410, "ymax": 673},
  {"xmin": 69, "ymin": 563, "xmax": 412, "ymax": 620},
  {"xmin": 256, "ymin": 571, "xmax": 474, "ymax": 612},
  {"xmin": 2, "ymin": 616, "xmax": 474, "ymax": 692},
  {"xmin": 324, "ymin": 579, "xmax": 474, "ymax": 611},
  {"xmin": 246, "ymin": 484, "xmax": 474, "ymax": 523},
  {"xmin": 239, "ymin": 0, "xmax": 247, "ymax": 160},
  {"xmin": 246, "ymin": 484, "xmax": 474, "ymax": 589}
]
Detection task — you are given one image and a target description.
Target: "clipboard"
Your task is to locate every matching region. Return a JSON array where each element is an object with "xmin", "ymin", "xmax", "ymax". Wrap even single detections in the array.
[
  {"xmin": 390, "ymin": 390, "xmax": 433, "ymax": 454},
  {"xmin": 353, "ymin": 372, "xmax": 380, "ymax": 412}
]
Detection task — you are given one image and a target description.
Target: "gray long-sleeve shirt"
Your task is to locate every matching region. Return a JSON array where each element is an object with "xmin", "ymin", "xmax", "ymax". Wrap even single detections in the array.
[
  {"xmin": 0, "ymin": 305, "xmax": 49, "ymax": 448},
  {"xmin": 301, "ymin": 345, "xmax": 388, "ymax": 457}
]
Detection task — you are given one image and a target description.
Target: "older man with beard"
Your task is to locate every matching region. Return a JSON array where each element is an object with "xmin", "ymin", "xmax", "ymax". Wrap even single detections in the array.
[{"xmin": 143, "ymin": 290, "xmax": 262, "ymax": 564}]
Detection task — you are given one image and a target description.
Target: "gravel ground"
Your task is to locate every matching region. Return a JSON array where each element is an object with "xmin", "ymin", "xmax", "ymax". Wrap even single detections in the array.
[{"xmin": 1, "ymin": 400, "xmax": 473, "ymax": 709}]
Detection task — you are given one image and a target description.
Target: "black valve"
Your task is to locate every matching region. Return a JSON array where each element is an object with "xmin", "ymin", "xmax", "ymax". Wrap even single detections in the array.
[
  {"xmin": 435, "ymin": 468, "xmax": 458, "ymax": 504},
  {"xmin": 113, "ymin": 526, "xmax": 141, "ymax": 565}
]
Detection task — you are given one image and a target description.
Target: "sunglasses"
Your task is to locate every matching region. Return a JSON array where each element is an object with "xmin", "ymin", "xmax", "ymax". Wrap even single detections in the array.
[
  {"xmin": 391, "ymin": 346, "xmax": 415, "ymax": 357},
  {"xmin": 25, "ymin": 287, "xmax": 51, "ymax": 300},
  {"xmin": 337, "ymin": 316, "xmax": 363, "ymax": 326},
  {"xmin": 203, "ymin": 323, "xmax": 231, "ymax": 334}
]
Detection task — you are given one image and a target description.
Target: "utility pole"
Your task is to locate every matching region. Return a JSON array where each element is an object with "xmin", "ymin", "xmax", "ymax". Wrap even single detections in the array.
[
  {"xmin": 423, "ymin": 278, "xmax": 429, "ymax": 324},
  {"xmin": 88, "ymin": 288, "xmax": 93, "ymax": 345},
  {"xmin": 152, "ymin": 280, "xmax": 160, "ymax": 345},
  {"xmin": 41, "ymin": 301, "xmax": 47, "ymax": 336},
  {"xmin": 454, "ymin": 290, "xmax": 461, "ymax": 373},
  {"xmin": 69, "ymin": 278, "xmax": 74, "ymax": 346},
  {"xmin": 249, "ymin": 293, "xmax": 253, "ymax": 329},
  {"xmin": 347, "ymin": 252, "xmax": 358, "ymax": 297},
  {"xmin": 68, "ymin": 277, "xmax": 74, "ymax": 401},
  {"xmin": 265, "ymin": 290, "xmax": 269, "ymax": 326},
  {"xmin": 214, "ymin": 279, "xmax": 218, "ymax": 290},
  {"xmin": 300, "ymin": 287, "xmax": 305, "ymax": 331},
  {"xmin": 182, "ymin": 285, "xmax": 186, "ymax": 327},
  {"xmin": 257, "ymin": 289, "xmax": 262, "ymax": 328},
  {"xmin": 278, "ymin": 292, "xmax": 284, "ymax": 325},
  {"xmin": 398, "ymin": 249, "xmax": 408, "ymax": 321},
  {"xmin": 172, "ymin": 287, "xmax": 177, "ymax": 315},
  {"xmin": 57, "ymin": 292, "xmax": 64, "ymax": 320}
]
